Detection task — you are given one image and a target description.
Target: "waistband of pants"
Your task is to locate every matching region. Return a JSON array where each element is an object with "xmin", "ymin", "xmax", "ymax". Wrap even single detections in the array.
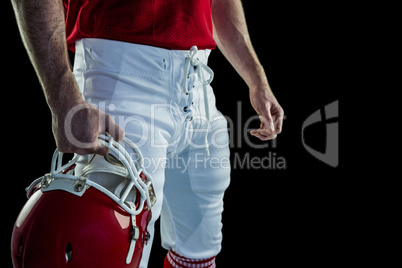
[{"xmin": 74, "ymin": 38, "xmax": 211, "ymax": 67}]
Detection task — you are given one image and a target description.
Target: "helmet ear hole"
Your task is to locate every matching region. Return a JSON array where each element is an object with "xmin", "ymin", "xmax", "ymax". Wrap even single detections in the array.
[
  {"xmin": 18, "ymin": 236, "xmax": 23, "ymax": 256},
  {"xmin": 65, "ymin": 242, "xmax": 73, "ymax": 263}
]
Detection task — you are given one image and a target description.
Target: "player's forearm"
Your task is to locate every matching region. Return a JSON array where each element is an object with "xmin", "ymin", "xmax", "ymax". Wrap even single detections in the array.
[
  {"xmin": 11, "ymin": 0, "xmax": 82, "ymax": 111},
  {"xmin": 212, "ymin": 0, "xmax": 269, "ymax": 90}
]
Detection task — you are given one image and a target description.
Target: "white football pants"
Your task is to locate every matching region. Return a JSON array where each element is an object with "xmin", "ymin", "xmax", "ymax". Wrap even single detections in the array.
[{"xmin": 72, "ymin": 38, "xmax": 231, "ymax": 267}]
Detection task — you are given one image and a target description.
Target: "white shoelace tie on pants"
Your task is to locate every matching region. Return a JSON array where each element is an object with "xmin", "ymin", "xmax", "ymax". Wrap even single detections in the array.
[{"xmin": 181, "ymin": 46, "xmax": 214, "ymax": 156}]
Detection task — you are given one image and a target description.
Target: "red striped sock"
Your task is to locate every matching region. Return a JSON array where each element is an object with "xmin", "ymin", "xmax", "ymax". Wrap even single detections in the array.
[{"xmin": 163, "ymin": 250, "xmax": 216, "ymax": 268}]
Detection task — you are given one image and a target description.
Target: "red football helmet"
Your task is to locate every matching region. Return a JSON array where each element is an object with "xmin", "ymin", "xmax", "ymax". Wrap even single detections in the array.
[{"xmin": 11, "ymin": 135, "xmax": 156, "ymax": 268}]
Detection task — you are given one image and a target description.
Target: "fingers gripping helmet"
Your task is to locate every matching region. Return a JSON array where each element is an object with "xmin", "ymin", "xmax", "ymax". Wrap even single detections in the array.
[{"xmin": 11, "ymin": 135, "xmax": 156, "ymax": 268}]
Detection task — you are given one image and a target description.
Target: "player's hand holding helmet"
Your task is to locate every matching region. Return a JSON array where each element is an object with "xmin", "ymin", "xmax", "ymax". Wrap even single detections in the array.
[{"xmin": 11, "ymin": 134, "xmax": 156, "ymax": 268}]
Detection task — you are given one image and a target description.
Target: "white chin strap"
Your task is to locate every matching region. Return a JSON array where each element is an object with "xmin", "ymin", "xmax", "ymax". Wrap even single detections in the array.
[{"xmin": 25, "ymin": 134, "xmax": 156, "ymax": 216}]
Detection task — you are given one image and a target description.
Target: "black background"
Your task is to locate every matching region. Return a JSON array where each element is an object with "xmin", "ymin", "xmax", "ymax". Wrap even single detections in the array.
[{"xmin": 4, "ymin": 1, "xmax": 349, "ymax": 267}]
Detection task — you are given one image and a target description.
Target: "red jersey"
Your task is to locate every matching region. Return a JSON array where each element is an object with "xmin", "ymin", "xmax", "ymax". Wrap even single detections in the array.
[{"xmin": 63, "ymin": 0, "xmax": 216, "ymax": 51}]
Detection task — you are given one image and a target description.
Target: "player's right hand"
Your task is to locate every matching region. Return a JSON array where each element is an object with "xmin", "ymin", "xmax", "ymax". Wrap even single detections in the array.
[{"xmin": 51, "ymin": 98, "xmax": 125, "ymax": 156}]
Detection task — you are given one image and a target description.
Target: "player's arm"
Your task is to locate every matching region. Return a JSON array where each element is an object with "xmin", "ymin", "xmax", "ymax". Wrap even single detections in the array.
[
  {"xmin": 11, "ymin": 0, "xmax": 124, "ymax": 154},
  {"xmin": 212, "ymin": 0, "xmax": 284, "ymax": 140}
]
